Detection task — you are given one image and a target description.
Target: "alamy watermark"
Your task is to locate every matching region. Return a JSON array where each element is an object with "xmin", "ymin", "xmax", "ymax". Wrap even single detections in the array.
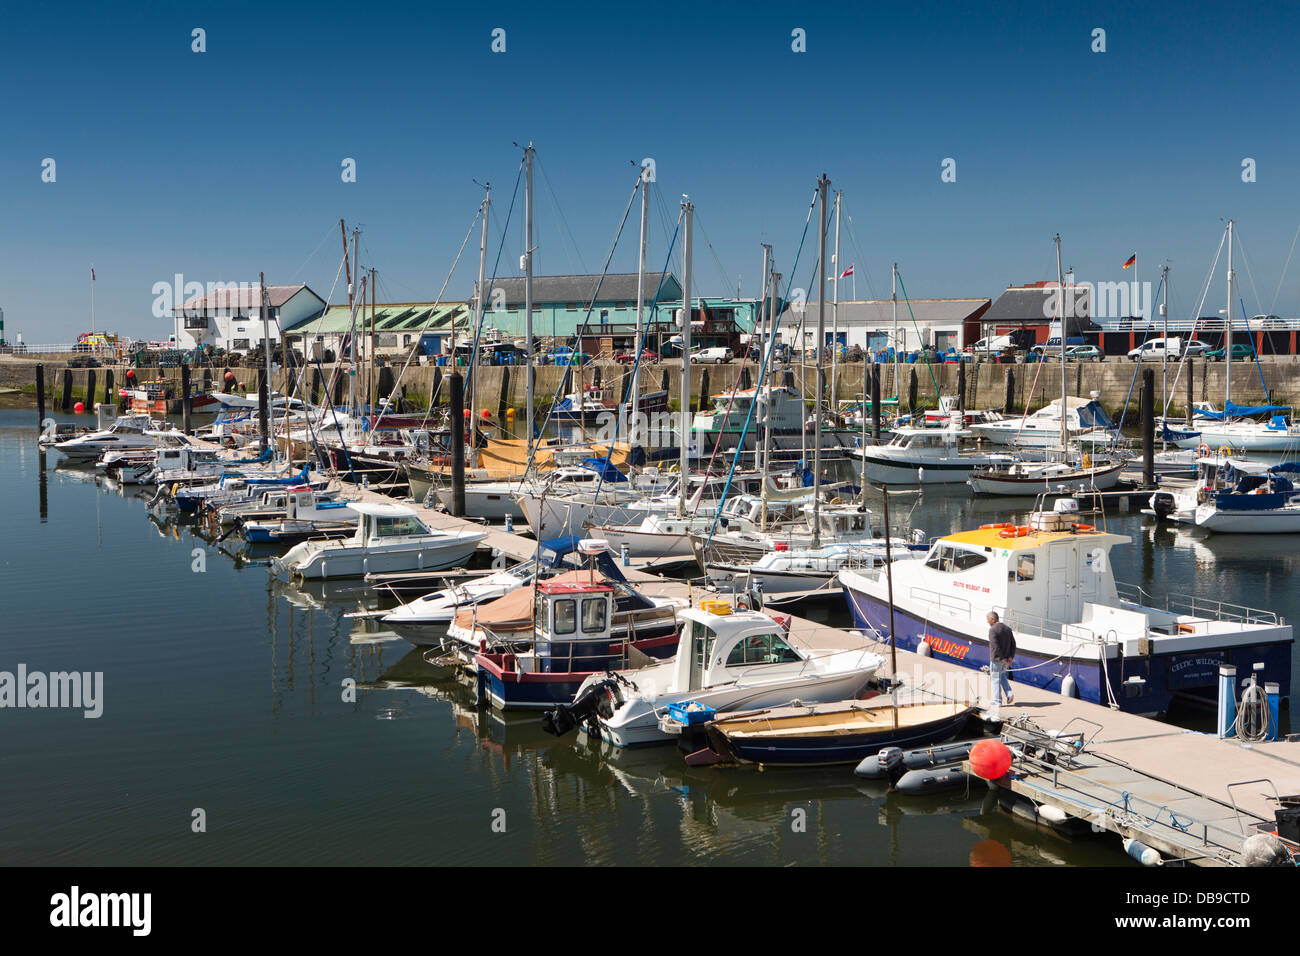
[
  {"xmin": 0, "ymin": 665, "xmax": 103, "ymax": 718},
  {"xmin": 1042, "ymin": 281, "xmax": 1155, "ymax": 321}
]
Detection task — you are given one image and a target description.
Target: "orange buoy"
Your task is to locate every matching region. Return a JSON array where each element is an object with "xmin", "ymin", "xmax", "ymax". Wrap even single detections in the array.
[
  {"xmin": 506, "ymin": 407, "xmax": 516, "ymax": 420},
  {"xmin": 481, "ymin": 408, "xmax": 491, "ymax": 419},
  {"xmin": 73, "ymin": 401, "xmax": 85, "ymax": 413},
  {"xmin": 125, "ymin": 368, "xmax": 136, "ymax": 380},
  {"xmin": 462, "ymin": 409, "xmax": 471, "ymax": 420},
  {"xmin": 969, "ymin": 739, "xmax": 1014, "ymax": 780},
  {"xmin": 1071, "ymin": 523, "xmax": 1095, "ymax": 532}
]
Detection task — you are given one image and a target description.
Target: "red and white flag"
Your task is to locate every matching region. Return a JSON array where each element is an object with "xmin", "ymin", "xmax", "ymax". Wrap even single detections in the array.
[{"xmin": 839, "ymin": 264, "xmax": 854, "ymax": 279}]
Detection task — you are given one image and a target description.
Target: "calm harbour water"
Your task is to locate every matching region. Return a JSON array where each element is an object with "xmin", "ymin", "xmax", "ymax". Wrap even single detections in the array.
[{"xmin": 2, "ymin": 408, "xmax": 1294, "ymax": 866}]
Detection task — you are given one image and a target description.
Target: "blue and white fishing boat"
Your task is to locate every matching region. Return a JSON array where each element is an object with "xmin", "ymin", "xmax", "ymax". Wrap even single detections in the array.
[{"xmin": 838, "ymin": 498, "xmax": 1293, "ymax": 715}]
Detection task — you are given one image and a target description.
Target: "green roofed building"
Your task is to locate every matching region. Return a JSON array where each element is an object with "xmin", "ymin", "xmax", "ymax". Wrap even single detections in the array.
[{"xmin": 282, "ymin": 302, "xmax": 469, "ymax": 361}]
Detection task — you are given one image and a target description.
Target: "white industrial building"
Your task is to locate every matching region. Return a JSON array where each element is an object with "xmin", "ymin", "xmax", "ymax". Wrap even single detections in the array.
[
  {"xmin": 172, "ymin": 284, "xmax": 326, "ymax": 354},
  {"xmin": 775, "ymin": 297, "xmax": 992, "ymax": 353}
]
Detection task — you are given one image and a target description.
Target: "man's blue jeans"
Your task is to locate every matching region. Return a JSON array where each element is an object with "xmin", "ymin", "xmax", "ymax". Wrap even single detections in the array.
[{"xmin": 991, "ymin": 659, "xmax": 1013, "ymax": 703}]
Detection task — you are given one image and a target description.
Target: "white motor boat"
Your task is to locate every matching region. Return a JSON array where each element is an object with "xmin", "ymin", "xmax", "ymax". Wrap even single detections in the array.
[
  {"xmin": 968, "ymin": 396, "xmax": 1117, "ymax": 448},
  {"xmin": 541, "ymin": 602, "xmax": 885, "ymax": 747},
  {"xmin": 851, "ymin": 425, "xmax": 1020, "ymax": 485},
  {"xmin": 271, "ymin": 502, "xmax": 487, "ymax": 579},
  {"xmin": 53, "ymin": 414, "xmax": 183, "ymax": 461},
  {"xmin": 709, "ymin": 542, "xmax": 925, "ymax": 596},
  {"xmin": 382, "ymin": 560, "xmax": 539, "ymax": 645}
]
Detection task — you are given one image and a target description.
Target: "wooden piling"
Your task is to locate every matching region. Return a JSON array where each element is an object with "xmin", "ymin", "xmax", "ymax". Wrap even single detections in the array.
[
  {"xmin": 449, "ymin": 371, "xmax": 466, "ymax": 517},
  {"xmin": 61, "ymin": 368, "xmax": 73, "ymax": 411},
  {"xmin": 35, "ymin": 364, "xmax": 45, "ymax": 426},
  {"xmin": 180, "ymin": 363, "xmax": 192, "ymax": 434}
]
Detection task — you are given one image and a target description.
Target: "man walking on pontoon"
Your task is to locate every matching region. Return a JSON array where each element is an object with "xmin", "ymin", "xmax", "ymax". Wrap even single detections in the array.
[{"xmin": 987, "ymin": 610, "xmax": 1016, "ymax": 706}]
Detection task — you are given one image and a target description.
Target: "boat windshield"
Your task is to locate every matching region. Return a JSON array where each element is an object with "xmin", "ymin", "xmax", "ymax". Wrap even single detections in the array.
[
  {"xmin": 373, "ymin": 516, "xmax": 430, "ymax": 537},
  {"xmin": 924, "ymin": 542, "xmax": 988, "ymax": 572},
  {"xmin": 726, "ymin": 632, "xmax": 802, "ymax": 666}
]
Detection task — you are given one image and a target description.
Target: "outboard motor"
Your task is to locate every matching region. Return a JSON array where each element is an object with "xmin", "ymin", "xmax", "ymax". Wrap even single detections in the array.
[{"xmin": 541, "ymin": 678, "xmax": 623, "ymax": 737}]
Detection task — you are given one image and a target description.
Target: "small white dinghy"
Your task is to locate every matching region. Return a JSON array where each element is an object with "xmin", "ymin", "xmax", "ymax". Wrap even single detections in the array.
[{"xmin": 272, "ymin": 502, "xmax": 487, "ymax": 579}]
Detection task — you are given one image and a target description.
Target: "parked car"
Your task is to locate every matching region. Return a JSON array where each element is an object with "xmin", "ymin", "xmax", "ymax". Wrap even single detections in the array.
[
  {"xmin": 1065, "ymin": 345, "xmax": 1104, "ymax": 362},
  {"xmin": 1207, "ymin": 344, "xmax": 1254, "ymax": 362},
  {"xmin": 691, "ymin": 347, "xmax": 734, "ymax": 364},
  {"xmin": 66, "ymin": 355, "xmax": 101, "ymax": 368},
  {"xmin": 614, "ymin": 349, "xmax": 658, "ymax": 365},
  {"xmin": 1031, "ymin": 336, "xmax": 1085, "ymax": 357},
  {"xmin": 1127, "ymin": 337, "xmax": 1209, "ymax": 361}
]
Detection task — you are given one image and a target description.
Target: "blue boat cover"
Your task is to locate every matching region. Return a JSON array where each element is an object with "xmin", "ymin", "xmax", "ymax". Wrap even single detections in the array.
[
  {"xmin": 1198, "ymin": 401, "xmax": 1292, "ymax": 421},
  {"xmin": 1077, "ymin": 400, "xmax": 1116, "ymax": 429},
  {"xmin": 578, "ymin": 457, "xmax": 628, "ymax": 483}
]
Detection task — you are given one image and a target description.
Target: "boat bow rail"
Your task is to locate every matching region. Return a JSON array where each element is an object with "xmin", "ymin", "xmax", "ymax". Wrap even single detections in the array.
[{"xmin": 1115, "ymin": 582, "xmax": 1282, "ymax": 627}]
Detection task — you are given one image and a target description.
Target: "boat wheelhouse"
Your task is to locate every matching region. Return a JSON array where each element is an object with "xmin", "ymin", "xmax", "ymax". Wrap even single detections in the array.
[{"xmin": 839, "ymin": 500, "xmax": 1292, "ymax": 715}]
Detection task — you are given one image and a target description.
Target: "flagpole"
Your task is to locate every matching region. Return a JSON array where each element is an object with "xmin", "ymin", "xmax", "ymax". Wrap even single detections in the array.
[{"xmin": 90, "ymin": 265, "xmax": 95, "ymax": 340}]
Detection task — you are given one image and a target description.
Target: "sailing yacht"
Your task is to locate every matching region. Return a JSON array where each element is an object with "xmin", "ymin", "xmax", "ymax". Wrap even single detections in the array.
[{"xmin": 967, "ymin": 396, "xmax": 1117, "ymax": 448}]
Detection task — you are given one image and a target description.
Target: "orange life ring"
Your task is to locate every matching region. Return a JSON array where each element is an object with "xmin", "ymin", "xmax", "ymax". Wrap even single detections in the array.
[
  {"xmin": 980, "ymin": 522, "xmax": 1013, "ymax": 530},
  {"xmin": 998, "ymin": 525, "xmax": 1031, "ymax": 538},
  {"xmin": 1071, "ymin": 523, "xmax": 1095, "ymax": 532}
]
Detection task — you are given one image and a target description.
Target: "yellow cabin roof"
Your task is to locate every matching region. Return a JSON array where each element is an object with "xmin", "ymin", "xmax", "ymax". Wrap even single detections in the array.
[{"xmin": 942, "ymin": 526, "xmax": 1122, "ymax": 551}]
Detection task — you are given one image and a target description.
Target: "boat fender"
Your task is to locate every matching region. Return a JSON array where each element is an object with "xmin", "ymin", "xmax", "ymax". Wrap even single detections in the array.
[
  {"xmin": 917, "ymin": 640, "xmax": 931, "ymax": 658},
  {"xmin": 1122, "ymin": 838, "xmax": 1162, "ymax": 867},
  {"xmin": 1037, "ymin": 804, "xmax": 1069, "ymax": 824},
  {"xmin": 1061, "ymin": 675, "xmax": 1078, "ymax": 698},
  {"xmin": 1070, "ymin": 523, "xmax": 1094, "ymax": 532}
]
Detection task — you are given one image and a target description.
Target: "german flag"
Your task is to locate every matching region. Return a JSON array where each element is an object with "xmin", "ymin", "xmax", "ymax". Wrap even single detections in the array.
[{"xmin": 1122, "ymin": 254, "xmax": 1136, "ymax": 269}]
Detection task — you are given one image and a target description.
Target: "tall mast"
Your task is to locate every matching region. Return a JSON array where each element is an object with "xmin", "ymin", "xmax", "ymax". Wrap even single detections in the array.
[
  {"xmin": 757, "ymin": 243, "xmax": 772, "ymax": 472},
  {"xmin": 813, "ymin": 174, "xmax": 829, "ymax": 550},
  {"xmin": 631, "ymin": 168, "xmax": 649, "ymax": 445},
  {"xmin": 762, "ymin": 267, "xmax": 779, "ymax": 532},
  {"xmin": 369, "ymin": 266, "xmax": 377, "ymax": 415},
  {"xmin": 678, "ymin": 198, "xmax": 693, "ymax": 517},
  {"xmin": 1226, "ymin": 219, "xmax": 1234, "ymax": 410},
  {"xmin": 524, "ymin": 144, "xmax": 535, "ymax": 462},
  {"xmin": 260, "ymin": 271, "xmax": 272, "ymax": 455},
  {"xmin": 891, "ymin": 263, "xmax": 899, "ymax": 399},
  {"xmin": 470, "ymin": 184, "xmax": 490, "ymax": 430},
  {"xmin": 348, "ymin": 229, "xmax": 359, "ymax": 414},
  {"xmin": 831, "ymin": 190, "xmax": 842, "ymax": 423},
  {"xmin": 1160, "ymin": 263, "xmax": 1169, "ymax": 418},
  {"xmin": 341, "ymin": 219, "xmax": 352, "ymax": 310},
  {"xmin": 1055, "ymin": 234, "xmax": 1067, "ymax": 455}
]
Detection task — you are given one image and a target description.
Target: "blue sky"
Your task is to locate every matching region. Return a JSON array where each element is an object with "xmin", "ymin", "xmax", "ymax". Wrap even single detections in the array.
[{"xmin": 5, "ymin": 0, "xmax": 1300, "ymax": 341}]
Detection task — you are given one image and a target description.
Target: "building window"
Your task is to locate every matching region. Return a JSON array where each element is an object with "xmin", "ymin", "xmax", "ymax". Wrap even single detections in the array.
[
  {"xmin": 600, "ymin": 310, "xmax": 609, "ymax": 327},
  {"xmin": 184, "ymin": 317, "xmax": 208, "ymax": 330},
  {"xmin": 231, "ymin": 339, "xmax": 250, "ymax": 351},
  {"xmin": 566, "ymin": 302, "xmax": 577, "ymax": 311}
]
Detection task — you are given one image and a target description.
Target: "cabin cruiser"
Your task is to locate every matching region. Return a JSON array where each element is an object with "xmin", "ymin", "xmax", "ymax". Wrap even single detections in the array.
[
  {"xmin": 690, "ymin": 499, "xmax": 919, "ymax": 572},
  {"xmin": 851, "ymin": 425, "xmax": 1020, "ymax": 485},
  {"xmin": 271, "ymin": 502, "xmax": 487, "ymax": 579},
  {"xmin": 708, "ymin": 541, "xmax": 926, "ymax": 596},
  {"xmin": 438, "ymin": 453, "xmax": 656, "ymax": 522},
  {"xmin": 51, "ymin": 414, "xmax": 185, "ymax": 461},
  {"xmin": 241, "ymin": 489, "xmax": 361, "ymax": 543},
  {"xmin": 540, "ymin": 601, "xmax": 885, "ymax": 747},
  {"xmin": 838, "ymin": 498, "xmax": 1293, "ymax": 715},
  {"xmin": 968, "ymin": 396, "xmax": 1117, "ymax": 448}
]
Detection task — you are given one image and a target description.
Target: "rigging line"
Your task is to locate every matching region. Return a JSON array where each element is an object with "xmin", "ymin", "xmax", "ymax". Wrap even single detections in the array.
[
  {"xmin": 1163, "ymin": 226, "xmax": 1228, "ymax": 412},
  {"xmin": 703, "ymin": 183, "xmax": 820, "ymax": 548},
  {"xmin": 465, "ymin": 157, "xmax": 526, "ymax": 405},
  {"xmin": 387, "ymin": 204, "xmax": 484, "ymax": 422},
  {"xmin": 651, "ymin": 182, "xmax": 681, "ymax": 280},
  {"xmin": 536, "ymin": 156, "xmax": 586, "ymax": 275},
  {"xmin": 1239, "ymin": 294, "xmax": 1270, "ymax": 400},
  {"xmin": 895, "ymin": 272, "xmax": 942, "ymax": 401},
  {"xmin": 1231, "ymin": 226, "xmax": 1264, "ymax": 318},
  {"xmin": 1269, "ymin": 221, "xmax": 1300, "ymax": 315},
  {"xmin": 588, "ymin": 212, "xmax": 683, "ymax": 503},
  {"xmin": 843, "ymin": 212, "xmax": 878, "ymax": 301},
  {"xmin": 290, "ymin": 221, "xmax": 342, "ymax": 282},
  {"xmin": 1112, "ymin": 272, "xmax": 1167, "ymax": 440},
  {"xmin": 692, "ymin": 211, "xmax": 735, "ymax": 302},
  {"xmin": 522, "ymin": 170, "xmax": 645, "ymax": 477}
]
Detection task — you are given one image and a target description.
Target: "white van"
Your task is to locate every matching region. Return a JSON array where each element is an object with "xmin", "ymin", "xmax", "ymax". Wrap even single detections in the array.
[
  {"xmin": 692, "ymin": 346, "xmax": 734, "ymax": 364},
  {"xmin": 1127, "ymin": 337, "xmax": 1208, "ymax": 361},
  {"xmin": 970, "ymin": 334, "xmax": 1013, "ymax": 353}
]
